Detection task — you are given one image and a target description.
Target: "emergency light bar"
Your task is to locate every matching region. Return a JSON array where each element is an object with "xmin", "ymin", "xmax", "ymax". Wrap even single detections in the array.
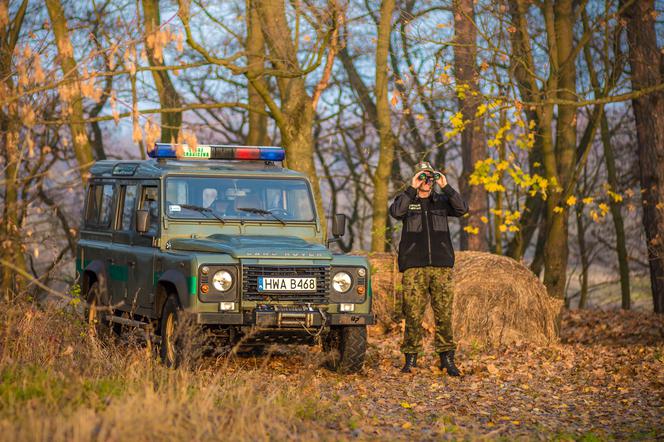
[{"xmin": 148, "ymin": 143, "xmax": 285, "ymax": 161}]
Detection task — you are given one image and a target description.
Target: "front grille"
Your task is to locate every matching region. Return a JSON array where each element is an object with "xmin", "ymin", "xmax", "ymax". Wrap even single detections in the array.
[{"xmin": 242, "ymin": 265, "xmax": 330, "ymax": 303}]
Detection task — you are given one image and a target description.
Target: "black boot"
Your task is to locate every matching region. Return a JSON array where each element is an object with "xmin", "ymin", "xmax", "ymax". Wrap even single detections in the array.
[
  {"xmin": 401, "ymin": 353, "xmax": 417, "ymax": 373},
  {"xmin": 439, "ymin": 351, "xmax": 461, "ymax": 377}
]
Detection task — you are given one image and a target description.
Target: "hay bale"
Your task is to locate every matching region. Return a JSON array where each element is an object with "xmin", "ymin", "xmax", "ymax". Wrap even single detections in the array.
[
  {"xmin": 365, "ymin": 251, "xmax": 562, "ymax": 347},
  {"xmin": 449, "ymin": 251, "xmax": 562, "ymax": 347}
]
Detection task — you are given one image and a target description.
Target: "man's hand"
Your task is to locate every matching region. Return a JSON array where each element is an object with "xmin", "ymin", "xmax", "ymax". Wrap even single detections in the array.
[
  {"xmin": 411, "ymin": 173, "xmax": 424, "ymax": 189},
  {"xmin": 436, "ymin": 171, "xmax": 448, "ymax": 188}
]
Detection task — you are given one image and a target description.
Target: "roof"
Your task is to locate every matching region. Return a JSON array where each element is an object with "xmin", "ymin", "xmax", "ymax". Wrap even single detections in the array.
[{"xmin": 88, "ymin": 159, "xmax": 306, "ymax": 180}]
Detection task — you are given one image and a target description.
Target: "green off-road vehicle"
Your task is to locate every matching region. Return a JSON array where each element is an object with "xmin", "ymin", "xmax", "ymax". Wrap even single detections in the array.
[{"xmin": 76, "ymin": 143, "xmax": 373, "ymax": 372}]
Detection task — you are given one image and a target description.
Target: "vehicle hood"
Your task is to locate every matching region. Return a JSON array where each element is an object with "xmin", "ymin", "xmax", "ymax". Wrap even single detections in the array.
[{"xmin": 167, "ymin": 234, "xmax": 332, "ymax": 259}]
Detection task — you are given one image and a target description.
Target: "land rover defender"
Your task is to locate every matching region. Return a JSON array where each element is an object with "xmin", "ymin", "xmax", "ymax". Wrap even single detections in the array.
[{"xmin": 76, "ymin": 143, "xmax": 373, "ymax": 372}]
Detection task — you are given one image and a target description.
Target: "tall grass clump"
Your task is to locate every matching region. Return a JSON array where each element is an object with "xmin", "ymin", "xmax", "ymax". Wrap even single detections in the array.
[{"xmin": 0, "ymin": 298, "xmax": 328, "ymax": 441}]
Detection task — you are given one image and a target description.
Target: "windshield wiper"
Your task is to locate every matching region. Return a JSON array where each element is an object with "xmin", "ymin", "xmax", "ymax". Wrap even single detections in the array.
[
  {"xmin": 236, "ymin": 207, "xmax": 286, "ymax": 225},
  {"xmin": 179, "ymin": 204, "xmax": 225, "ymax": 224}
]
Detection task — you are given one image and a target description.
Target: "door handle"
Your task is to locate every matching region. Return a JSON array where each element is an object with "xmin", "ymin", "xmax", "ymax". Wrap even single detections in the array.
[
  {"xmin": 128, "ymin": 260, "xmax": 136, "ymax": 268},
  {"xmin": 106, "ymin": 257, "xmax": 114, "ymax": 264}
]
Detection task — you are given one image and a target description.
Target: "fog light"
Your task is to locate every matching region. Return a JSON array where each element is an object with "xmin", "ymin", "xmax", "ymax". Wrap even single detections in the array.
[
  {"xmin": 358, "ymin": 268, "xmax": 366, "ymax": 277},
  {"xmin": 201, "ymin": 266, "xmax": 209, "ymax": 275},
  {"xmin": 219, "ymin": 302, "xmax": 235, "ymax": 311},
  {"xmin": 357, "ymin": 285, "xmax": 366, "ymax": 295},
  {"xmin": 201, "ymin": 284, "xmax": 209, "ymax": 294},
  {"xmin": 340, "ymin": 303, "xmax": 355, "ymax": 312}
]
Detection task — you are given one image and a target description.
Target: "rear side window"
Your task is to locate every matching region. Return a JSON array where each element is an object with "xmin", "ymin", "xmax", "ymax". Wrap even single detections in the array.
[
  {"xmin": 120, "ymin": 185, "xmax": 138, "ymax": 230},
  {"xmin": 85, "ymin": 183, "xmax": 115, "ymax": 227}
]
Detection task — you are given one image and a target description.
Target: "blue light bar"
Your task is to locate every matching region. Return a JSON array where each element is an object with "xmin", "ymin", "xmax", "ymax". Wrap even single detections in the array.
[{"xmin": 148, "ymin": 143, "xmax": 285, "ymax": 162}]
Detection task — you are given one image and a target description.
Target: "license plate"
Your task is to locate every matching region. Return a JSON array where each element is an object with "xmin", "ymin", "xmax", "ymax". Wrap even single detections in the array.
[{"xmin": 257, "ymin": 277, "xmax": 317, "ymax": 292}]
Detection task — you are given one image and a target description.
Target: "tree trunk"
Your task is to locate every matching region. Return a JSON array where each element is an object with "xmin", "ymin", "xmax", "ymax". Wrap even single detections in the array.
[
  {"xmin": 575, "ymin": 191, "xmax": 589, "ymax": 309},
  {"xmin": 142, "ymin": 0, "xmax": 182, "ymax": 143},
  {"xmin": 601, "ymin": 113, "xmax": 631, "ymax": 309},
  {"xmin": 254, "ymin": 0, "xmax": 326, "ymax": 233},
  {"xmin": 245, "ymin": 0, "xmax": 269, "ymax": 146},
  {"xmin": 622, "ymin": 0, "xmax": 664, "ymax": 313},
  {"xmin": 542, "ymin": 0, "xmax": 577, "ymax": 301},
  {"xmin": 45, "ymin": 0, "xmax": 94, "ymax": 184},
  {"xmin": 370, "ymin": 0, "xmax": 396, "ymax": 253},
  {"xmin": 0, "ymin": 0, "xmax": 28, "ymax": 298},
  {"xmin": 453, "ymin": 0, "xmax": 488, "ymax": 251}
]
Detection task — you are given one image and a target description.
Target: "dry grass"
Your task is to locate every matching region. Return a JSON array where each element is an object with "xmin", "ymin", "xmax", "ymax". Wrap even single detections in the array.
[{"xmin": 0, "ymin": 300, "xmax": 330, "ymax": 442}]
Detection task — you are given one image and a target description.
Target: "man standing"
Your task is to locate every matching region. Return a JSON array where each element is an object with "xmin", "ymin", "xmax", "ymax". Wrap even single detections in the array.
[{"xmin": 389, "ymin": 162, "xmax": 468, "ymax": 375}]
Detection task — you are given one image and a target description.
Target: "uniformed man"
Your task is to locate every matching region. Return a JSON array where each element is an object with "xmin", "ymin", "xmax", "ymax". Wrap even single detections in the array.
[{"xmin": 389, "ymin": 161, "xmax": 468, "ymax": 375}]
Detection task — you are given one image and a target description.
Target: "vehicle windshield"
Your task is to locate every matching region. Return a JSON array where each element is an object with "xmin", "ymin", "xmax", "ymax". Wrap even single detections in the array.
[{"xmin": 165, "ymin": 176, "xmax": 316, "ymax": 222}]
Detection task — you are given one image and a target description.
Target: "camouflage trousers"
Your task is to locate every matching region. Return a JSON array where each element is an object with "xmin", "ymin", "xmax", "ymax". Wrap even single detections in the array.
[{"xmin": 401, "ymin": 266, "xmax": 456, "ymax": 354}]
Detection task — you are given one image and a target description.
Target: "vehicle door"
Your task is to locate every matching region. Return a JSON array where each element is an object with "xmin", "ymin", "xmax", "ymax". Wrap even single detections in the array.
[
  {"xmin": 127, "ymin": 182, "xmax": 160, "ymax": 313},
  {"xmin": 81, "ymin": 181, "xmax": 116, "ymax": 301},
  {"xmin": 109, "ymin": 182, "xmax": 139, "ymax": 312}
]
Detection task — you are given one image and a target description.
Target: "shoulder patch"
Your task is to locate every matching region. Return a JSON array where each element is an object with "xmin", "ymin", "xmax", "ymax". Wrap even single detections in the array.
[{"xmin": 408, "ymin": 203, "xmax": 421, "ymax": 211}]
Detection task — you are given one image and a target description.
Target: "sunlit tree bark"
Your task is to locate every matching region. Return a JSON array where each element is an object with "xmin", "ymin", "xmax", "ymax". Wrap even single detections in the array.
[
  {"xmin": 370, "ymin": 0, "xmax": 396, "ymax": 252},
  {"xmin": 453, "ymin": 0, "xmax": 487, "ymax": 251},
  {"xmin": 142, "ymin": 0, "xmax": 182, "ymax": 143},
  {"xmin": 245, "ymin": 0, "xmax": 268, "ymax": 146},
  {"xmin": 45, "ymin": 0, "xmax": 93, "ymax": 184},
  {"xmin": 0, "ymin": 0, "xmax": 28, "ymax": 297}
]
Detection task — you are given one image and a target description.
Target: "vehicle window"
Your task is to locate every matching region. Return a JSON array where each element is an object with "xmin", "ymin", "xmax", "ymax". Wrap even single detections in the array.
[
  {"xmin": 85, "ymin": 185, "xmax": 102, "ymax": 225},
  {"xmin": 98, "ymin": 184, "xmax": 114, "ymax": 226},
  {"xmin": 140, "ymin": 185, "xmax": 159, "ymax": 234},
  {"xmin": 120, "ymin": 185, "xmax": 138, "ymax": 230},
  {"xmin": 85, "ymin": 183, "xmax": 114, "ymax": 227},
  {"xmin": 165, "ymin": 177, "xmax": 315, "ymax": 222}
]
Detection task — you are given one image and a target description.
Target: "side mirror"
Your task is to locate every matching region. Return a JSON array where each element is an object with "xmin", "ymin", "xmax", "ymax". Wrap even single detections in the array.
[
  {"xmin": 332, "ymin": 213, "xmax": 347, "ymax": 238},
  {"xmin": 136, "ymin": 209, "xmax": 150, "ymax": 234}
]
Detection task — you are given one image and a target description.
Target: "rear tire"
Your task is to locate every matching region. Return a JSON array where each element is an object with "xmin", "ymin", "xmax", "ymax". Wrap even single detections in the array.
[
  {"xmin": 85, "ymin": 281, "xmax": 113, "ymax": 339},
  {"xmin": 159, "ymin": 296, "xmax": 181, "ymax": 368},
  {"xmin": 323, "ymin": 326, "xmax": 367, "ymax": 374}
]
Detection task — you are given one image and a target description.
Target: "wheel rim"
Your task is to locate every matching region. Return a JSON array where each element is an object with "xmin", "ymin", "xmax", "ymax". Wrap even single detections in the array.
[{"xmin": 165, "ymin": 313, "xmax": 176, "ymax": 364}]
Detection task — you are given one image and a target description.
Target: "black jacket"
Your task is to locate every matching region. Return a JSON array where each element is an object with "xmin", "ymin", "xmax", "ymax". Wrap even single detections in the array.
[{"xmin": 389, "ymin": 185, "xmax": 468, "ymax": 272}]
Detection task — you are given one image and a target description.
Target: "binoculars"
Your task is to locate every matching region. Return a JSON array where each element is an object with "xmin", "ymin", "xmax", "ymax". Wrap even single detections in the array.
[{"xmin": 418, "ymin": 172, "xmax": 441, "ymax": 183}]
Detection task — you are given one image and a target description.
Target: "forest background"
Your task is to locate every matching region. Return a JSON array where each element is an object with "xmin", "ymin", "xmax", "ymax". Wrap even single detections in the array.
[{"xmin": 1, "ymin": 0, "xmax": 663, "ymax": 313}]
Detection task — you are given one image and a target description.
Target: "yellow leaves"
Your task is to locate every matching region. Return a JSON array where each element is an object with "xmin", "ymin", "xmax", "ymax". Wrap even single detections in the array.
[
  {"xmin": 450, "ymin": 111, "xmax": 464, "ymax": 129},
  {"xmin": 498, "ymin": 224, "xmax": 507, "ymax": 233},
  {"xmin": 566, "ymin": 196, "xmax": 577, "ymax": 206},
  {"xmin": 553, "ymin": 206, "xmax": 564, "ymax": 214},
  {"xmin": 436, "ymin": 23, "xmax": 448, "ymax": 29},
  {"xmin": 390, "ymin": 90, "xmax": 400, "ymax": 107},
  {"xmin": 143, "ymin": 118, "xmax": 161, "ymax": 150},
  {"xmin": 480, "ymin": 216, "xmax": 489, "ymax": 224},
  {"xmin": 607, "ymin": 190, "xmax": 623, "ymax": 203},
  {"xmin": 401, "ymin": 422, "xmax": 412, "ymax": 429},
  {"xmin": 0, "ymin": 2, "xmax": 7, "ymax": 29},
  {"xmin": 20, "ymin": 105, "xmax": 36, "ymax": 127},
  {"xmin": 400, "ymin": 401, "xmax": 413, "ymax": 409},
  {"xmin": 464, "ymin": 225, "xmax": 479, "ymax": 235},
  {"xmin": 476, "ymin": 103, "xmax": 487, "ymax": 117},
  {"xmin": 439, "ymin": 72, "xmax": 450, "ymax": 84},
  {"xmin": 582, "ymin": 197, "xmax": 594, "ymax": 205},
  {"xmin": 456, "ymin": 83, "xmax": 469, "ymax": 100},
  {"xmin": 599, "ymin": 203, "xmax": 610, "ymax": 216}
]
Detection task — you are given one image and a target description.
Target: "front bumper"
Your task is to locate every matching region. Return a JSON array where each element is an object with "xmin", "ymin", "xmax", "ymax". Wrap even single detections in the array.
[{"xmin": 196, "ymin": 310, "xmax": 375, "ymax": 327}]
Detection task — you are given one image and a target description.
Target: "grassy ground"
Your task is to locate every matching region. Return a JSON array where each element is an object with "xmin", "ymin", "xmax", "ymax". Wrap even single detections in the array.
[{"xmin": 0, "ymin": 300, "xmax": 662, "ymax": 441}]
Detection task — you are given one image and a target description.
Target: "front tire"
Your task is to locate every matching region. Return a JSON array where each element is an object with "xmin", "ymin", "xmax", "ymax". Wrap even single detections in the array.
[
  {"xmin": 323, "ymin": 326, "xmax": 367, "ymax": 374},
  {"xmin": 159, "ymin": 296, "xmax": 181, "ymax": 368}
]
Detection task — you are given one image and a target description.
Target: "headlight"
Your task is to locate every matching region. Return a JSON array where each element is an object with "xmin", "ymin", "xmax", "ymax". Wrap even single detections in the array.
[
  {"xmin": 332, "ymin": 271, "xmax": 352, "ymax": 293},
  {"xmin": 212, "ymin": 270, "xmax": 233, "ymax": 292}
]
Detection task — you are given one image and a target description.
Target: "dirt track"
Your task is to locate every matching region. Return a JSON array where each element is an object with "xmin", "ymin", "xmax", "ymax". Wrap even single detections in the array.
[{"xmin": 225, "ymin": 310, "xmax": 664, "ymax": 440}]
